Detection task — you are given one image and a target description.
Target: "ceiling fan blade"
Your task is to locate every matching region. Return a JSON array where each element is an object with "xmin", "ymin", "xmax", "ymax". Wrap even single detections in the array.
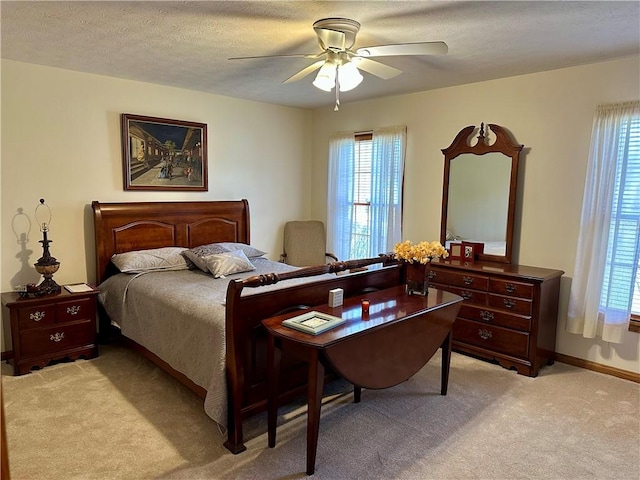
[
  {"xmin": 283, "ymin": 60, "xmax": 326, "ymax": 84},
  {"xmin": 356, "ymin": 41, "xmax": 448, "ymax": 57},
  {"xmin": 353, "ymin": 58, "xmax": 402, "ymax": 80},
  {"xmin": 314, "ymin": 27, "xmax": 346, "ymax": 51},
  {"xmin": 228, "ymin": 53, "xmax": 321, "ymax": 61}
]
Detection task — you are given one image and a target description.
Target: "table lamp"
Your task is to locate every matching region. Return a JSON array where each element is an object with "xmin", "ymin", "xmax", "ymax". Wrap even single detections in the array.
[{"xmin": 34, "ymin": 198, "xmax": 61, "ymax": 295}]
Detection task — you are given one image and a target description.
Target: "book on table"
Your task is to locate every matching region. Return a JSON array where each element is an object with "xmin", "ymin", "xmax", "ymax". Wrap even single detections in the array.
[
  {"xmin": 64, "ymin": 283, "xmax": 94, "ymax": 293},
  {"xmin": 282, "ymin": 311, "xmax": 345, "ymax": 335}
]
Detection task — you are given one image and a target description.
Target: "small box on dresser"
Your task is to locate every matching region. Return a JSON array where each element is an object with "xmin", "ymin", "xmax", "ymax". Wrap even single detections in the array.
[
  {"xmin": 427, "ymin": 260, "xmax": 564, "ymax": 377},
  {"xmin": 2, "ymin": 288, "xmax": 99, "ymax": 375}
]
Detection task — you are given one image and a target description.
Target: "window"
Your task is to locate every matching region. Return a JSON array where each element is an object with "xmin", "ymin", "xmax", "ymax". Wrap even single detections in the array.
[
  {"xmin": 327, "ymin": 127, "xmax": 405, "ymax": 261},
  {"xmin": 603, "ymin": 111, "xmax": 640, "ymax": 332},
  {"xmin": 568, "ymin": 102, "xmax": 640, "ymax": 341},
  {"xmin": 352, "ymin": 133, "xmax": 372, "ymax": 258},
  {"xmin": 621, "ymin": 116, "xmax": 640, "ymax": 332}
]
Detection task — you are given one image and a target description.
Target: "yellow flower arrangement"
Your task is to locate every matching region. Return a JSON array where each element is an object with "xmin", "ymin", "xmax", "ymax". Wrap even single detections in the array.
[{"xmin": 393, "ymin": 240, "xmax": 449, "ymax": 264}]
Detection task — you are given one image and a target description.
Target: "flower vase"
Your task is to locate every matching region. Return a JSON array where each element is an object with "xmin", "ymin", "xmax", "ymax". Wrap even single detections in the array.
[{"xmin": 405, "ymin": 262, "xmax": 429, "ymax": 296}]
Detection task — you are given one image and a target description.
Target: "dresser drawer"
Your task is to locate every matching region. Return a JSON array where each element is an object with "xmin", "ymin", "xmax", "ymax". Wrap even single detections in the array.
[
  {"xmin": 16, "ymin": 304, "xmax": 56, "ymax": 329},
  {"xmin": 459, "ymin": 304, "xmax": 531, "ymax": 332},
  {"xmin": 19, "ymin": 320, "xmax": 95, "ymax": 356},
  {"xmin": 432, "ymin": 283, "xmax": 488, "ymax": 306},
  {"xmin": 56, "ymin": 297, "xmax": 94, "ymax": 323},
  {"xmin": 453, "ymin": 318, "xmax": 530, "ymax": 359},
  {"xmin": 488, "ymin": 294, "xmax": 532, "ymax": 316},
  {"xmin": 428, "ymin": 268, "xmax": 489, "ymax": 291},
  {"xmin": 489, "ymin": 278, "xmax": 534, "ymax": 299}
]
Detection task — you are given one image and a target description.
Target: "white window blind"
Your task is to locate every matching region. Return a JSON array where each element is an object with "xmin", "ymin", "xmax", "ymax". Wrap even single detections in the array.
[
  {"xmin": 602, "ymin": 114, "xmax": 640, "ymax": 314},
  {"xmin": 351, "ymin": 137, "xmax": 372, "ymax": 258}
]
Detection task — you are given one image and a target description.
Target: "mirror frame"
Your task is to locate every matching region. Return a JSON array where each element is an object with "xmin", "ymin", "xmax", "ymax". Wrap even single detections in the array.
[{"xmin": 440, "ymin": 123, "xmax": 523, "ymax": 264}]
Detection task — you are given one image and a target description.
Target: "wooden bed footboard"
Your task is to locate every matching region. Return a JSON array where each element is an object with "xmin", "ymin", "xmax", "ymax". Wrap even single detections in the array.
[
  {"xmin": 223, "ymin": 255, "xmax": 402, "ymax": 454},
  {"xmin": 91, "ymin": 200, "xmax": 405, "ymax": 454}
]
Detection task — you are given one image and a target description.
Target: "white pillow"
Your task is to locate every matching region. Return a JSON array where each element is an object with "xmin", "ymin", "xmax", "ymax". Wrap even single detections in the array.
[
  {"xmin": 182, "ymin": 243, "xmax": 229, "ymax": 272},
  {"xmin": 203, "ymin": 250, "xmax": 256, "ymax": 278},
  {"xmin": 111, "ymin": 247, "xmax": 190, "ymax": 273},
  {"xmin": 216, "ymin": 242, "xmax": 267, "ymax": 259}
]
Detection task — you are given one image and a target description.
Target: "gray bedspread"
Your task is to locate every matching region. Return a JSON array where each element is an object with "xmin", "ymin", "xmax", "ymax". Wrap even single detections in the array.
[{"xmin": 98, "ymin": 258, "xmax": 335, "ymax": 428}]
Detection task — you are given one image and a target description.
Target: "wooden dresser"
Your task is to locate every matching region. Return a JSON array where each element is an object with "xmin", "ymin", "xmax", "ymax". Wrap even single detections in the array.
[
  {"xmin": 2, "ymin": 289, "xmax": 99, "ymax": 375},
  {"xmin": 427, "ymin": 260, "xmax": 563, "ymax": 377}
]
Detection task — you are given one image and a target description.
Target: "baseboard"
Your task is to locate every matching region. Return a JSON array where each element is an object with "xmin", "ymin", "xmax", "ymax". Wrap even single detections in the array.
[
  {"xmin": 555, "ymin": 353, "xmax": 640, "ymax": 383},
  {"xmin": 1, "ymin": 351, "xmax": 13, "ymax": 362}
]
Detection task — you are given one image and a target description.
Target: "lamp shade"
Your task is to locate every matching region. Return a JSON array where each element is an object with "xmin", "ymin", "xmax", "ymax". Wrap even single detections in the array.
[
  {"xmin": 312, "ymin": 61, "xmax": 337, "ymax": 92},
  {"xmin": 337, "ymin": 61, "xmax": 363, "ymax": 92}
]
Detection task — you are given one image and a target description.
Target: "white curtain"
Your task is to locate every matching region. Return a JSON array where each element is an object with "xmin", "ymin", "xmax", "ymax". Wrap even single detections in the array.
[
  {"xmin": 326, "ymin": 132, "xmax": 356, "ymax": 261},
  {"xmin": 567, "ymin": 101, "xmax": 640, "ymax": 343},
  {"xmin": 369, "ymin": 126, "xmax": 406, "ymax": 256}
]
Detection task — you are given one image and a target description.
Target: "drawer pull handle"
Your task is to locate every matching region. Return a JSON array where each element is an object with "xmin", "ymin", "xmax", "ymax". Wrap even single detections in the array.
[
  {"xmin": 462, "ymin": 276, "xmax": 474, "ymax": 285},
  {"xmin": 480, "ymin": 310, "xmax": 494, "ymax": 322},
  {"xmin": 461, "ymin": 290, "xmax": 473, "ymax": 300},
  {"xmin": 50, "ymin": 332, "xmax": 65, "ymax": 343},
  {"xmin": 30, "ymin": 311, "xmax": 45, "ymax": 322},
  {"xmin": 478, "ymin": 328, "xmax": 492, "ymax": 340},
  {"xmin": 428, "ymin": 271, "xmax": 437, "ymax": 279},
  {"xmin": 505, "ymin": 283, "xmax": 517, "ymax": 293},
  {"xmin": 504, "ymin": 299, "xmax": 517, "ymax": 309},
  {"xmin": 66, "ymin": 305, "xmax": 81, "ymax": 315}
]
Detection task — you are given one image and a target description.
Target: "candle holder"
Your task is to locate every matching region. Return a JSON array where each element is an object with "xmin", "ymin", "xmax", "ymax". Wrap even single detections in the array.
[
  {"xmin": 361, "ymin": 299, "xmax": 370, "ymax": 317},
  {"xmin": 34, "ymin": 199, "xmax": 61, "ymax": 295}
]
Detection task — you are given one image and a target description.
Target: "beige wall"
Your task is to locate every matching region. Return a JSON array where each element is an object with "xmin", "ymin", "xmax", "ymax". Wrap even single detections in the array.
[
  {"xmin": 310, "ymin": 56, "xmax": 640, "ymax": 374},
  {"xmin": 1, "ymin": 60, "xmax": 313, "ymax": 349},
  {"xmin": 2, "ymin": 56, "xmax": 639, "ymax": 374}
]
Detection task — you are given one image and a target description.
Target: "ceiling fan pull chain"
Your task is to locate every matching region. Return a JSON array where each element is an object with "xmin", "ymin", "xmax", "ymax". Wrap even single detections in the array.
[{"xmin": 334, "ymin": 75, "xmax": 340, "ymax": 111}]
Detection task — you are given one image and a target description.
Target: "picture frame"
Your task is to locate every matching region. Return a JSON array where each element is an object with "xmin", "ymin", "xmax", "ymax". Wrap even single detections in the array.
[
  {"xmin": 282, "ymin": 311, "xmax": 345, "ymax": 335},
  {"xmin": 449, "ymin": 242, "xmax": 463, "ymax": 260},
  {"xmin": 462, "ymin": 241, "xmax": 484, "ymax": 262},
  {"xmin": 121, "ymin": 114, "xmax": 208, "ymax": 191}
]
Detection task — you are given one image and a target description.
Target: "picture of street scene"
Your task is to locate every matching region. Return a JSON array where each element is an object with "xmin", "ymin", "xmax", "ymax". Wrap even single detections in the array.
[{"xmin": 125, "ymin": 116, "xmax": 206, "ymax": 189}]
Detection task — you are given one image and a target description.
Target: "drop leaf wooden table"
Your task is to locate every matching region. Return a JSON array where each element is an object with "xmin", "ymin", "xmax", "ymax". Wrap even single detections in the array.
[{"xmin": 263, "ymin": 285, "xmax": 463, "ymax": 475}]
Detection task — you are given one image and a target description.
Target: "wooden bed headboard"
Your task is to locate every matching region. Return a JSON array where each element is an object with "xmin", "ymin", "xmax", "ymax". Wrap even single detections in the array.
[{"xmin": 92, "ymin": 200, "xmax": 250, "ymax": 284}]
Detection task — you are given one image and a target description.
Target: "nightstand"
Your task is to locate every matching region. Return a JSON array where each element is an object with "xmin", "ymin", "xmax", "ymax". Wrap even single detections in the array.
[{"xmin": 1, "ymin": 288, "xmax": 99, "ymax": 375}]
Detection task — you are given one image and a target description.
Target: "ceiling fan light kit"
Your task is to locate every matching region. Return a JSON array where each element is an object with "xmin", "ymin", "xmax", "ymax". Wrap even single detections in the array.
[{"xmin": 229, "ymin": 17, "xmax": 448, "ymax": 110}]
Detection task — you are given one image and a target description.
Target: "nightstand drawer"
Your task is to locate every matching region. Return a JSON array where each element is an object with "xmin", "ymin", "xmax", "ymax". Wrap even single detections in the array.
[
  {"xmin": 57, "ymin": 297, "xmax": 94, "ymax": 323},
  {"xmin": 16, "ymin": 304, "xmax": 56, "ymax": 329},
  {"xmin": 19, "ymin": 320, "xmax": 94, "ymax": 356}
]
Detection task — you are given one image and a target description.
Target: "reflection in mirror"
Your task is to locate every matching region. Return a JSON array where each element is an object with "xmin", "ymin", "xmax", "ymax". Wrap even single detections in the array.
[
  {"xmin": 440, "ymin": 124, "xmax": 523, "ymax": 264},
  {"xmin": 447, "ymin": 152, "xmax": 511, "ymax": 256}
]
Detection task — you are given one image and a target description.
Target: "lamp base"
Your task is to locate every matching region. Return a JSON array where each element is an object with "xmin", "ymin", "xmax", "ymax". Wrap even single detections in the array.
[
  {"xmin": 35, "ymin": 261, "xmax": 61, "ymax": 295},
  {"xmin": 37, "ymin": 276, "xmax": 61, "ymax": 295}
]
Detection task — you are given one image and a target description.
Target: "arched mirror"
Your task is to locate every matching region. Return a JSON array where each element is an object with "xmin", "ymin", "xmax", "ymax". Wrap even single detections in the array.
[{"xmin": 440, "ymin": 124, "xmax": 523, "ymax": 264}]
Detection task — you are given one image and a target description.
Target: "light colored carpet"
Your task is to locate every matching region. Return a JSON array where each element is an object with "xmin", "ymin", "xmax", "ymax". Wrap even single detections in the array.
[{"xmin": 2, "ymin": 344, "xmax": 639, "ymax": 480}]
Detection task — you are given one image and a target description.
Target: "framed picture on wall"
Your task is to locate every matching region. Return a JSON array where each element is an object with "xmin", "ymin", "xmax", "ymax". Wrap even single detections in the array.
[{"xmin": 121, "ymin": 114, "xmax": 208, "ymax": 191}]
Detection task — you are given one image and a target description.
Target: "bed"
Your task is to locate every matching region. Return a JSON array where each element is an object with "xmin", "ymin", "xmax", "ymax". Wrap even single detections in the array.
[{"xmin": 92, "ymin": 200, "xmax": 403, "ymax": 453}]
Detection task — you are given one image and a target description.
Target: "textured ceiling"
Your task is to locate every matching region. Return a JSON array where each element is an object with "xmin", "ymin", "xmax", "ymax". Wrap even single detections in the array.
[{"xmin": 1, "ymin": 1, "xmax": 639, "ymax": 109}]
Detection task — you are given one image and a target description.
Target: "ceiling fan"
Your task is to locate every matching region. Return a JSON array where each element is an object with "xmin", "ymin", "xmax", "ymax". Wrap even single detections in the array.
[{"xmin": 229, "ymin": 17, "xmax": 448, "ymax": 110}]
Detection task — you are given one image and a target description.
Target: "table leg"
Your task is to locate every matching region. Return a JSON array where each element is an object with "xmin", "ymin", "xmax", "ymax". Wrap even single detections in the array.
[
  {"xmin": 353, "ymin": 385, "xmax": 361, "ymax": 403},
  {"xmin": 267, "ymin": 334, "xmax": 281, "ymax": 448},
  {"xmin": 306, "ymin": 349, "xmax": 325, "ymax": 475},
  {"xmin": 440, "ymin": 331, "xmax": 452, "ymax": 395}
]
